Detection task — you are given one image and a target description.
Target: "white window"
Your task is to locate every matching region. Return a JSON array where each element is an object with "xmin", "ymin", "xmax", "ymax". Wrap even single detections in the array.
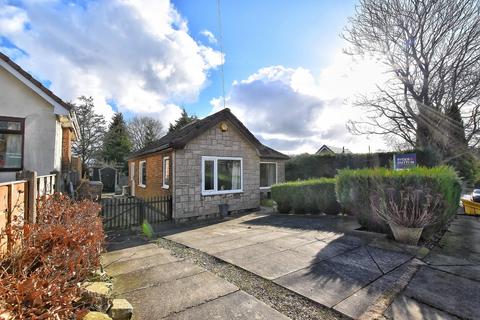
[
  {"xmin": 202, "ymin": 156, "xmax": 243, "ymax": 195},
  {"xmin": 139, "ymin": 160, "xmax": 146, "ymax": 187},
  {"xmin": 162, "ymin": 156, "xmax": 170, "ymax": 189},
  {"xmin": 260, "ymin": 162, "xmax": 277, "ymax": 189}
]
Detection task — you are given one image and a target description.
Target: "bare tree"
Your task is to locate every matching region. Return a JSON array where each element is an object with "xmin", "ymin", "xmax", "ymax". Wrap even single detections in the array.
[
  {"xmin": 343, "ymin": 0, "xmax": 480, "ymax": 160},
  {"xmin": 71, "ymin": 96, "xmax": 106, "ymax": 174},
  {"xmin": 128, "ymin": 116, "xmax": 164, "ymax": 151}
]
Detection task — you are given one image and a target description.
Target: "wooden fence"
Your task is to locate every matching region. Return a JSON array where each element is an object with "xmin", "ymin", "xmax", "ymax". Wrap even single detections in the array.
[
  {"xmin": 0, "ymin": 171, "xmax": 57, "ymax": 230},
  {"xmin": 101, "ymin": 195, "xmax": 172, "ymax": 230}
]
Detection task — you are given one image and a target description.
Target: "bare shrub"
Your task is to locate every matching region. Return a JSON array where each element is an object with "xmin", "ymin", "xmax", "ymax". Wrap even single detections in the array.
[
  {"xmin": 370, "ymin": 187, "xmax": 443, "ymax": 228},
  {"xmin": 0, "ymin": 193, "xmax": 104, "ymax": 319}
]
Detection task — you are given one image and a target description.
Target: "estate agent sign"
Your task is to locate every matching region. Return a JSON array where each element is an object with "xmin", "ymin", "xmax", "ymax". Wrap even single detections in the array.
[{"xmin": 393, "ymin": 153, "xmax": 417, "ymax": 170}]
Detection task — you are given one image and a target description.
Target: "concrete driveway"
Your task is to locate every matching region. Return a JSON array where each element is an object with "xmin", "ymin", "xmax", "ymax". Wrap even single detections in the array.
[
  {"xmin": 102, "ymin": 243, "xmax": 289, "ymax": 319},
  {"xmin": 164, "ymin": 213, "xmax": 480, "ymax": 319}
]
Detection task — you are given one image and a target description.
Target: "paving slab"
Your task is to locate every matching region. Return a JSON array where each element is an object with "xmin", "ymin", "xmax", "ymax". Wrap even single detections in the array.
[
  {"xmin": 260, "ymin": 234, "xmax": 317, "ymax": 251},
  {"xmin": 366, "ymin": 246, "xmax": 413, "ymax": 274},
  {"xmin": 237, "ymin": 249, "xmax": 316, "ymax": 280},
  {"xmin": 112, "ymin": 261, "xmax": 205, "ymax": 294},
  {"xmin": 105, "ymin": 249, "xmax": 180, "ymax": 277},
  {"xmin": 164, "ymin": 291, "xmax": 290, "ymax": 320},
  {"xmin": 244, "ymin": 230, "xmax": 292, "ymax": 243},
  {"xmin": 275, "ymin": 247, "xmax": 383, "ymax": 307},
  {"xmin": 214, "ymin": 242, "xmax": 285, "ymax": 264},
  {"xmin": 386, "ymin": 295, "xmax": 460, "ymax": 320},
  {"xmin": 290, "ymin": 239, "xmax": 355, "ymax": 261},
  {"xmin": 403, "ymin": 266, "xmax": 480, "ymax": 319},
  {"xmin": 199, "ymin": 238, "xmax": 257, "ymax": 254},
  {"xmin": 334, "ymin": 273, "xmax": 396, "ymax": 318},
  {"xmin": 122, "ymin": 271, "xmax": 238, "ymax": 320},
  {"xmin": 424, "ymin": 252, "xmax": 480, "ymax": 282},
  {"xmin": 101, "ymin": 243, "xmax": 159, "ymax": 266}
]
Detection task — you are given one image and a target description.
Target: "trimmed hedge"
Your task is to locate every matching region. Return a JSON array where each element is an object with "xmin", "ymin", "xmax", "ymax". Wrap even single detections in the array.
[
  {"xmin": 271, "ymin": 178, "xmax": 340, "ymax": 215},
  {"xmin": 336, "ymin": 166, "xmax": 461, "ymax": 235},
  {"xmin": 285, "ymin": 149, "xmax": 438, "ymax": 181}
]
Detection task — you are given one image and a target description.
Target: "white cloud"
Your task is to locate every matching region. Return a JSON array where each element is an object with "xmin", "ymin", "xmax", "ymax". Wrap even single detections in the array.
[
  {"xmin": 0, "ymin": 0, "xmax": 222, "ymax": 125},
  {"xmin": 200, "ymin": 29, "xmax": 217, "ymax": 44},
  {"xmin": 211, "ymin": 52, "xmax": 388, "ymax": 154}
]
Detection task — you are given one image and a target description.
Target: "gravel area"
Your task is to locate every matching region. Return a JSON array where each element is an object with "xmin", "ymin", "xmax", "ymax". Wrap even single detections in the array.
[{"xmin": 157, "ymin": 238, "xmax": 347, "ymax": 320}]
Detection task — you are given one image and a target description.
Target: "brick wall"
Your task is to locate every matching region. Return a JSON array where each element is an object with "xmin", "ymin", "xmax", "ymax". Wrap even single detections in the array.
[
  {"xmin": 173, "ymin": 120, "xmax": 261, "ymax": 221},
  {"xmin": 61, "ymin": 127, "xmax": 72, "ymax": 172},
  {"xmin": 128, "ymin": 150, "xmax": 172, "ymax": 198}
]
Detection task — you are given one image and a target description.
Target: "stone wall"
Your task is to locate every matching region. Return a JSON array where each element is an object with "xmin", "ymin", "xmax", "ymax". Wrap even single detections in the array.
[{"xmin": 173, "ymin": 120, "xmax": 261, "ymax": 221}]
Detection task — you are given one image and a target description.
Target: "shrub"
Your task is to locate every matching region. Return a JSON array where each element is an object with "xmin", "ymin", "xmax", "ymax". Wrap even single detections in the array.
[
  {"xmin": 370, "ymin": 187, "xmax": 444, "ymax": 228},
  {"xmin": 0, "ymin": 194, "xmax": 104, "ymax": 319},
  {"xmin": 336, "ymin": 166, "xmax": 461, "ymax": 235},
  {"xmin": 271, "ymin": 178, "xmax": 340, "ymax": 215}
]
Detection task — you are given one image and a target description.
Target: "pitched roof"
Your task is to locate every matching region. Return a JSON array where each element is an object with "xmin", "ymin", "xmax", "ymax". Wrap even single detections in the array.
[
  {"xmin": 316, "ymin": 144, "xmax": 352, "ymax": 154},
  {"xmin": 0, "ymin": 51, "xmax": 71, "ymax": 111},
  {"xmin": 128, "ymin": 108, "xmax": 289, "ymax": 160}
]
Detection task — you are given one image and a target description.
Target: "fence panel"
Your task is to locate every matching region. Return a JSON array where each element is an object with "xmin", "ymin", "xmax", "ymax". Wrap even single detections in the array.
[
  {"xmin": 101, "ymin": 195, "xmax": 172, "ymax": 230},
  {"xmin": 0, "ymin": 180, "xmax": 27, "ymax": 250}
]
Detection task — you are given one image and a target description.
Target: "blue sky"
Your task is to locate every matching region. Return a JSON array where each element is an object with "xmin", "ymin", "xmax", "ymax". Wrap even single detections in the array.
[
  {"xmin": 0, "ymin": 0, "xmax": 387, "ymax": 153},
  {"xmin": 174, "ymin": 0, "xmax": 356, "ymax": 116}
]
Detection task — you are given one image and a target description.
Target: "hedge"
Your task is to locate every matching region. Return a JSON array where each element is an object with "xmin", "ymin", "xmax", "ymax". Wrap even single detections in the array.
[
  {"xmin": 271, "ymin": 178, "xmax": 340, "ymax": 215},
  {"xmin": 285, "ymin": 149, "xmax": 438, "ymax": 181},
  {"xmin": 336, "ymin": 166, "xmax": 461, "ymax": 235}
]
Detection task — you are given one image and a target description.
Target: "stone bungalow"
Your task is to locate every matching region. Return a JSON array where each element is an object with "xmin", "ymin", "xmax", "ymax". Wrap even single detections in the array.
[{"xmin": 127, "ymin": 108, "xmax": 289, "ymax": 222}]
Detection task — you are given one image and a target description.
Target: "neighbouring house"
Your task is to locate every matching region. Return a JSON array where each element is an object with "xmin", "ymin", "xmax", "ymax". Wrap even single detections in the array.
[
  {"xmin": 0, "ymin": 52, "xmax": 80, "ymax": 189},
  {"xmin": 127, "ymin": 108, "xmax": 289, "ymax": 222},
  {"xmin": 316, "ymin": 144, "xmax": 352, "ymax": 155}
]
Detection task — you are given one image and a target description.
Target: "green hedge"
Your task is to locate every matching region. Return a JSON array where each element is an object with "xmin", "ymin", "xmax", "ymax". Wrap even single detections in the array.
[
  {"xmin": 285, "ymin": 150, "xmax": 438, "ymax": 181},
  {"xmin": 271, "ymin": 178, "xmax": 340, "ymax": 215},
  {"xmin": 336, "ymin": 166, "xmax": 462, "ymax": 235}
]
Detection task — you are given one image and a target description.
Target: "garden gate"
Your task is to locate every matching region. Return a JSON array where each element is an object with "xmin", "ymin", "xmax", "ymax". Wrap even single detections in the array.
[{"xmin": 100, "ymin": 195, "xmax": 172, "ymax": 230}]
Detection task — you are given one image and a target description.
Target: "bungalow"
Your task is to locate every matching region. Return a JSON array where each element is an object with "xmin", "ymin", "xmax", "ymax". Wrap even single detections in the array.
[
  {"xmin": 0, "ymin": 52, "xmax": 80, "ymax": 188},
  {"xmin": 127, "ymin": 108, "xmax": 289, "ymax": 222}
]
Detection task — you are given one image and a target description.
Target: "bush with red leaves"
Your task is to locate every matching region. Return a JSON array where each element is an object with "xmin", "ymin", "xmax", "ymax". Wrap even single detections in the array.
[{"xmin": 0, "ymin": 193, "xmax": 104, "ymax": 319}]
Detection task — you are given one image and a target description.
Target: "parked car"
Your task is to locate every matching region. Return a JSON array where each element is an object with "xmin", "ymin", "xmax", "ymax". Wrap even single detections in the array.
[{"xmin": 471, "ymin": 189, "xmax": 480, "ymax": 202}]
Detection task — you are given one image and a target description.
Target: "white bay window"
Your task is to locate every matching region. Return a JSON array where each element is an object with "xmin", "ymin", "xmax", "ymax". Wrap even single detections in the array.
[{"xmin": 202, "ymin": 156, "xmax": 243, "ymax": 195}]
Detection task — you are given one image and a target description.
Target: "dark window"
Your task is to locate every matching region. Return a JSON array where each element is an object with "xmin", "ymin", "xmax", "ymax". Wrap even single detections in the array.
[
  {"xmin": 0, "ymin": 117, "xmax": 24, "ymax": 171},
  {"xmin": 139, "ymin": 161, "xmax": 147, "ymax": 186},
  {"xmin": 260, "ymin": 163, "xmax": 277, "ymax": 188},
  {"xmin": 163, "ymin": 157, "xmax": 170, "ymax": 188},
  {"xmin": 204, "ymin": 160, "xmax": 215, "ymax": 191}
]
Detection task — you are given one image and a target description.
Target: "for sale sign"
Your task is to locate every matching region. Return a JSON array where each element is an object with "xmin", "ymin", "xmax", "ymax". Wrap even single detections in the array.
[{"xmin": 394, "ymin": 153, "xmax": 416, "ymax": 170}]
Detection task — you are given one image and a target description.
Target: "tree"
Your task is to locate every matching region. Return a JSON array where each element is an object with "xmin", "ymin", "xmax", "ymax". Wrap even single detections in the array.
[
  {"xmin": 102, "ymin": 113, "xmax": 131, "ymax": 172},
  {"xmin": 128, "ymin": 116, "xmax": 164, "ymax": 151},
  {"xmin": 169, "ymin": 108, "xmax": 198, "ymax": 133},
  {"xmin": 343, "ymin": 0, "xmax": 480, "ymax": 169},
  {"xmin": 71, "ymin": 96, "xmax": 106, "ymax": 174}
]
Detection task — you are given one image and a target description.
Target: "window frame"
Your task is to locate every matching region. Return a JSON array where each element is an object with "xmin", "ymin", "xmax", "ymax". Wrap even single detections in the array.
[
  {"xmin": 138, "ymin": 160, "xmax": 146, "ymax": 188},
  {"xmin": 259, "ymin": 161, "xmax": 278, "ymax": 189},
  {"xmin": 0, "ymin": 116, "xmax": 25, "ymax": 172},
  {"xmin": 201, "ymin": 156, "xmax": 243, "ymax": 196},
  {"xmin": 162, "ymin": 156, "xmax": 170, "ymax": 189}
]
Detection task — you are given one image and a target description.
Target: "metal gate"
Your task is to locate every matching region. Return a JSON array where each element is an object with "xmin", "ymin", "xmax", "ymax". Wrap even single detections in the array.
[{"xmin": 101, "ymin": 195, "xmax": 172, "ymax": 230}]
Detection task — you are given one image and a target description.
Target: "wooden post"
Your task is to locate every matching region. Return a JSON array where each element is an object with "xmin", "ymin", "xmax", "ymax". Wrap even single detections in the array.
[
  {"xmin": 138, "ymin": 198, "xmax": 145, "ymax": 226},
  {"xmin": 51, "ymin": 170, "xmax": 60, "ymax": 193},
  {"xmin": 25, "ymin": 171, "xmax": 37, "ymax": 223}
]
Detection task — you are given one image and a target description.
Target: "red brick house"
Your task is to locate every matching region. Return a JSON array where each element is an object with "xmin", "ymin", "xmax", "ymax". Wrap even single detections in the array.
[{"xmin": 127, "ymin": 108, "xmax": 288, "ymax": 222}]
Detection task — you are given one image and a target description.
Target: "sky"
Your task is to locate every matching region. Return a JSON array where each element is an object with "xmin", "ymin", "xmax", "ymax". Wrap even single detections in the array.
[{"xmin": 0, "ymin": 0, "xmax": 389, "ymax": 154}]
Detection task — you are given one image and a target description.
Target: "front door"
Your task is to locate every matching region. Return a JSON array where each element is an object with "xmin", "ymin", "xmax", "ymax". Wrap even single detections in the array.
[{"xmin": 130, "ymin": 162, "xmax": 135, "ymax": 196}]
